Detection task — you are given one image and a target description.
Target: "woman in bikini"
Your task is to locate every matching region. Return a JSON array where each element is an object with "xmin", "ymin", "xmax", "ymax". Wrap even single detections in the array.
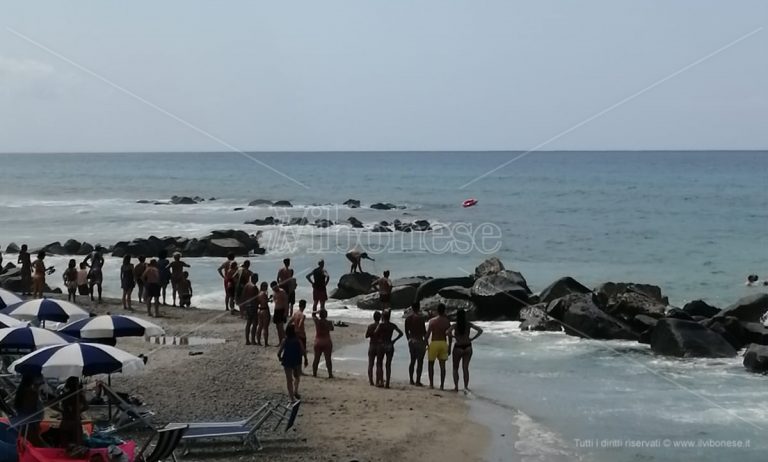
[
  {"xmin": 373, "ymin": 309, "xmax": 403, "ymax": 388},
  {"xmin": 31, "ymin": 251, "xmax": 49, "ymax": 299},
  {"xmin": 311, "ymin": 309, "xmax": 334, "ymax": 378},
  {"xmin": 447, "ymin": 308, "xmax": 483, "ymax": 392}
]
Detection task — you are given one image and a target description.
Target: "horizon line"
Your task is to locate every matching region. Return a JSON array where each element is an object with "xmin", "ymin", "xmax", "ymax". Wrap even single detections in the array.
[{"xmin": 1, "ymin": 149, "xmax": 767, "ymax": 155}]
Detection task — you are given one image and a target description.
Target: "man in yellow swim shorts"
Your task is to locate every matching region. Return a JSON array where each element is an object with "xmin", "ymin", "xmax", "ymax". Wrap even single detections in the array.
[{"xmin": 426, "ymin": 303, "xmax": 452, "ymax": 390}]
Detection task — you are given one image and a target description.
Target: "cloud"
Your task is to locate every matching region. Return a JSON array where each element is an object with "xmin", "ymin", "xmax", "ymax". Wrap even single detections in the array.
[
  {"xmin": 0, "ymin": 56, "xmax": 78, "ymax": 100},
  {"xmin": 0, "ymin": 56, "xmax": 54, "ymax": 79}
]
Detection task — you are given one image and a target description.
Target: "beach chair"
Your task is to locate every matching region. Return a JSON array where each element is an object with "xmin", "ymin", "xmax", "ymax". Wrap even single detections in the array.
[
  {"xmin": 98, "ymin": 384, "xmax": 155, "ymax": 432},
  {"xmin": 175, "ymin": 400, "xmax": 301, "ymax": 453},
  {"xmin": 136, "ymin": 424, "xmax": 188, "ymax": 462}
]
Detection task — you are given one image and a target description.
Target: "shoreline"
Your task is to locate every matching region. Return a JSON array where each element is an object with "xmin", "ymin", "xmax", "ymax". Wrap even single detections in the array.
[{"xmin": 57, "ymin": 296, "xmax": 491, "ymax": 461}]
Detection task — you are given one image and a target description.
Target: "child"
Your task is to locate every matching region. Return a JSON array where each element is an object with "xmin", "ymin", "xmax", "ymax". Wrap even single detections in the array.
[
  {"xmin": 63, "ymin": 259, "xmax": 78, "ymax": 302},
  {"xmin": 277, "ymin": 324, "xmax": 304, "ymax": 402},
  {"xmin": 76, "ymin": 262, "xmax": 89, "ymax": 296},
  {"xmin": 178, "ymin": 271, "xmax": 193, "ymax": 308}
]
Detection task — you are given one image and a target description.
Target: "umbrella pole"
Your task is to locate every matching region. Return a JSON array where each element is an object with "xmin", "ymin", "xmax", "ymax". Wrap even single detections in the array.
[{"xmin": 107, "ymin": 374, "xmax": 112, "ymax": 420}]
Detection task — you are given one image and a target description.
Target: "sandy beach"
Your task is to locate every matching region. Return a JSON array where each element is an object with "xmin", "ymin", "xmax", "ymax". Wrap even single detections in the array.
[{"xmin": 70, "ymin": 297, "xmax": 489, "ymax": 461}]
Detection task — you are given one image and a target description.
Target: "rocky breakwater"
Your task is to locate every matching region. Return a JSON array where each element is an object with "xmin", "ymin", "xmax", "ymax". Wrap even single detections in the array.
[{"xmin": 111, "ymin": 230, "xmax": 265, "ymax": 258}]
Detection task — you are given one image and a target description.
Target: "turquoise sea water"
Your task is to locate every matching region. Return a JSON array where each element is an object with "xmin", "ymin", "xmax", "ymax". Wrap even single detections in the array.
[{"xmin": 1, "ymin": 151, "xmax": 767, "ymax": 461}]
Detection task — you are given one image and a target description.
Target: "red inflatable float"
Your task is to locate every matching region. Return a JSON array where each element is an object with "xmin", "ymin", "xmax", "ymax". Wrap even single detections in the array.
[{"xmin": 462, "ymin": 198, "xmax": 478, "ymax": 208}]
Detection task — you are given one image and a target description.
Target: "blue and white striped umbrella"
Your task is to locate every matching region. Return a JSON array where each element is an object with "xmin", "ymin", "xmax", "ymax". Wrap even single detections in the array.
[
  {"xmin": 59, "ymin": 315, "xmax": 165, "ymax": 340},
  {"xmin": 1, "ymin": 299, "xmax": 89, "ymax": 323},
  {"xmin": 10, "ymin": 343, "xmax": 145, "ymax": 379},
  {"xmin": 0, "ymin": 326, "xmax": 76, "ymax": 354},
  {"xmin": 0, "ymin": 289, "xmax": 22, "ymax": 310},
  {"xmin": 0, "ymin": 313, "xmax": 26, "ymax": 329}
]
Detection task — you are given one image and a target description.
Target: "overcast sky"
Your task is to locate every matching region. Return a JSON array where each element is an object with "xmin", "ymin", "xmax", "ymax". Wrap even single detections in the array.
[{"xmin": 0, "ymin": 1, "xmax": 766, "ymax": 152}]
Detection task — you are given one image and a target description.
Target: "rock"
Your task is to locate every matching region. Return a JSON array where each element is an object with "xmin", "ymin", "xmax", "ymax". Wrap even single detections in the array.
[
  {"xmin": 347, "ymin": 217, "xmax": 364, "ymax": 228},
  {"xmin": 207, "ymin": 238, "xmax": 247, "ymax": 257},
  {"xmin": 470, "ymin": 271, "xmax": 532, "ymax": 320},
  {"xmin": 743, "ymin": 344, "xmax": 768, "ymax": 373},
  {"xmin": 665, "ymin": 308, "xmax": 695, "ymax": 321},
  {"xmin": 273, "ymin": 200, "xmax": 292, "ymax": 207},
  {"xmin": 391, "ymin": 276, "xmax": 431, "ymax": 288},
  {"xmin": 208, "ymin": 197, "xmax": 216, "ymax": 201},
  {"xmin": 136, "ymin": 200, "xmax": 151, "ymax": 204},
  {"xmin": 605, "ymin": 291, "xmax": 667, "ymax": 322},
  {"xmin": 245, "ymin": 217, "xmax": 278, "ymax": 226},
  {"xmin": 438, "ymin": 286, "xmax": 472, "ymax": 300},
  {"xmin": 41, "ymin": 242, "xmax": 67, "ymax": 255},
  {"xmin": 595, "ymin": 282, "xmax": 668, "ymax": 305},
  {"xmin": 193, "ymin": 196, "xmax": 204, "ymax": 202},
  {"xmin": 357, "ymin": 285, "xmax": 417, "ymax": 310},
  {"xmin": 233, "ymin": 207, "xmax": 244, "ymax": 211},
  {"xmin": 372, "ymin": 225, "xmax": 392, "ymax": 233},
  {"xmin": 329, "ymin": 287, "xmax": 358, "ymax": 300},
  {"xmin": 4, "ymin": 243, "xmax": 19, "ymax": 254},
  {"xmin": 288, "ymin": 217, "xmax": 307, "ymax": 226},
  {"xmin": 682, "ymin": 300, "xmax": 720, "ymax": 318},
  {"xmin": 343, "ymin": 199, "xmax": 361, "ymax": 208},
  {"xmin": 632, "ymin": 314, "xmax": 659, "ymax": 332},
  {"xmin": 337, "ymin": 272, "xmax": 377, "ymax": 297},
  {"xmin": 314, "ymin": 219, "xmax": 333, "ymax": 228},
  {"xmin": 561, "ymin": 294, "xmax": 637, "ymax": 340},
  {"xmin": 77, "ymin": 242, "xmax": 94, "ymax": 256},
  {"xmin": 153, "ymin": 201, "xmax": 170, "ymax": 205},
  {"xmin": 717, "ymin": 293, "xmax": 768, "ymax": 323},
  {"xmin": 520, "ymin": 304, "xmax": 562, "ymax": 331},
  {"xmin": 412, "ymin": 220, "xmax": 431, "ymax": 231},
  {"xmin": 650, "ymin": 319, "xmax": 737, "ymax": 358},
  {"xmin": 183, "ymin": 239, "xmax": 207, "ymax": 257},
  {"xmin": 370, "ymin": 202, "xmax": 397, "ymax": 210},
  {"xmin": 474, "ymin": 257, "xmax": 505, "ymax": 278},
  {"xmin": 741, "ymin": 322, "xmax": 768, "ymax": 345},
  {"xmin": 63, "ymin": 239, "xmax": 82, "ymax": 254},
  {"xmin": 418, "ymin": 295, "xmax": 478, "ymax": 320},
  {"xmin": 538, "ymin": 277, "xmax": 592, "ymax": 304},
  {"xmin": 248, "ymin": 199, "xmax": 273, "ymax": 206},
  {"xmin": 545, "ymin": 294, "xmax": 598, "ymax": 320},
  {"xmin": 170, "ymin": 196, "xmax": 197, "ymax": 205},
  {"xmin": 379, "ymin": 221, "xmax": 390, "ymax": 227},
  {"xmin": 701, "ymin": 316, "xmax": 749, "ymax": 350},
  {"xmin": 415, "ymin": 277, "xmax": 474, "ymax": 301}
]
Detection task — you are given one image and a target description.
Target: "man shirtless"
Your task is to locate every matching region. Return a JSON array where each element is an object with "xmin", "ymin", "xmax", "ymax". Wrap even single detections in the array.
[
  {"xmin": 217, "ymin": 253, "xmax": 237, "ymax": 311},
  {"xmin": 405, "ymin": 301, "xmax": 428, "ymax": 386},
  {"xmin": 255, "ymin": 282, "xmax": 270, "ymax": 346},
  {"xmin": 306, "ymin": 260, "xmax": 330, "ymax": 311},
  {"xmin": 271, "ymin": 281, "xmax": 289, "ymax": 344},
  {"xmin": 17, "ymin": 244, "xmax": 32, "ymax": 295},
  {"xmin": 345, "ymin": 250, "xmax": 374, "ymax": 273},
  {"xmin": 372, "ymin": 270, "xmax": 393, "ymax": 309},
  {"xmin": 426, "ymin": 303, "xmax": 452, "ymax": 390},
  {"xmin": 242, "ymin": 274, "xmax": 260, "ymax": 345},
  {"xmin": 84, "ymin": 247, "xmax": 105, "ymax": 303},
  {"xmin": 277, "ymin": 258, "xmax": 297, "ymax": 316},
  {"xmin": 169, "ymin": 253, "xmax": 190, "ymax": 307},
  {"xmin": 289, "ymin": 299, "xmax": 309, "ymax": 368}
]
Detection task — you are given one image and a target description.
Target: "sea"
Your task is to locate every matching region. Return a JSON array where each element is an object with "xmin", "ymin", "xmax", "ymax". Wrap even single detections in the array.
[{"xmin": 1, "ymin": 151, "xmax": 767, "ymax": 461}]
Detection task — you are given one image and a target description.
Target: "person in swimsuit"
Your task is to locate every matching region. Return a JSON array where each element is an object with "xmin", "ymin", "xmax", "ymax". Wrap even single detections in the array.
[
  {"xmin": 243, "ymin": 274, "xmax": 260, "ymax": 345},
  {"xmin": 311, "ymin": 309, "xmax": 334, "ymax": 378},
  {"xmin": 142, "ymin": 259, "xmax": 161, "ymax": 317},
  {"xmin": 156, "ymin": 250, "xmax": 171, "ymax": 306},
  {"xmin": 63, "ymin": 259, "xmax": 78, "ymax": 302},
  {"xmin": 278, "ymin": 324, "xmax": 304, "ymax": 402},
  {"xmin": 84, "ymin": 247, "xmax": 105, "ymax": 303},
  {"xmin": 306, "ymin": 260, "xmax": 330, "ymax": 312},
  {"xmin": 426, "ymin": 303, "xmax": 452, "ymax": 390},
  {"xmin": 271, "ymin": 281, "xmax": 289, "ymax": 344},
  {"xmin": 217, "ymin": 253, "xmax": 237, "ymax": 311},
  {"xmin": 346, "ymin": 250, "xmax": 374, "ymax": 273},
  {"xmin": 133, "ymin": 255, "xmax": 147, "ymax": 303},
  {"xmin": 31, "ymin": 251, "xmax": 51, "ymax": 299},
  {"xmin": 59, "ymin": 377, "xmax": 88, "ymax": 447},
  {"xmin": 120, "ymin": 255, "xmax": 135, "ymax": 310},
  {"xmin": 224, "ymin": 261, "xmax": 238, "ymax": 313},
  {"xmin": 372, "ymin": 270, "xmax": 393, "ymax": 309},
  {"xmin": 289, "ymin": 299, "xmax": 309, "ymax": 368},
  {"xmin": 169, "ymin": 252, "xmax": 190, "ymax": 307},
  {"xmin": 277, "ymin": 258, "xmax": 297, "ymax": 317},
  {"xmin": 76, "ymin": 262, "xmax": 89, "ymax": 296},
  {"xmin": 17, "ymin": 244, "xmax": 32, "ymax": 295},
  {"xmin": 14, "ymin": 373, "xmax": 47, "ymax": 447},
  {"xmin": 365, "ymin": 311, "xmax": 383, "ymax": 386},
  {"xmin": 405, "ymin": 301, "xmax": 428, "ymax": 386},
  {"xmin": 234, "ymin": 260, "xmax": 254, "ymax": 317},
  {"xmin": 373, "ymin": 309, "xmax": 403, "ymax": 388},
  {"xmin": 178, "ymin": 271, "xmax": 193, "ymax": 308},
  {"xmin": 447, "ymin": 308, "xmax": 483, "ymax": 392},
  {"xmin": 255, "ymin": 282, "xmax": 271, "ymax": 346}
]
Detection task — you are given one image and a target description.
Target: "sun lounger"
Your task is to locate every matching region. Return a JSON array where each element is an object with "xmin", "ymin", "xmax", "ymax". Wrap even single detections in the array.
[
  {"xmin": 98, "ymin": 384, "xmax": 155, "ymax": 432},
  {"xmin": 136, "ymin": 424, "xmax": 188, "ymax": 462}
]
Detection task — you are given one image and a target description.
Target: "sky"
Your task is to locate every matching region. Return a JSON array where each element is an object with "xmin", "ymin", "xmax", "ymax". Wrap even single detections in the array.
[{"xmin": 0, "ymin": 1, "xmax": 766, "ymax": 152}]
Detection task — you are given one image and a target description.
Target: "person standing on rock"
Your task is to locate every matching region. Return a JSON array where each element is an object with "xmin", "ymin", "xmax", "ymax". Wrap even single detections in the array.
[
  {"xmin": 426, "ymin": 303, "xmax": 451, "ymax": 390},
  {"xmin": 169, "ymin": 252, "xmax": 191, "ymax": 307},
  {"xmin": 372, "ymin": 270, "xmax": 393, "ymax": 310},
  {"xmin": 255, "ymin": 282, "xmax": 271, "ymax": 346},
  {"xmin": 120, "ymin": 255, "xmax": 135, "ymax": 310},
  {"xmin": 277, "ymin": 258, "xmax": 297, "ymax": 317},
  {"xmin": 346, "ymin": 250, "xmax": 374, "ymax": 273},
  {"xmin": 373, "ymin": 309, "xmax": 403, "ymax": 388},
  {"xmin": 17, "ymin": 244, "xmax": 32, "ymax": 295},
  {"xmin": 405, "ymin": 301, "xmax": 428, "ymax": 386},
  {"xmin": 311, "ymin": 308, "xmax": 334, "ymax": 378},
  {"xmin": 306, "ymin": 260, "xmax": 330, "ymax": 312},
  {"xmin": 272, "ymin": 281, "xmax": 289, "ymax": 344},
  {"xmin": 84, "ymin": 247, "xmax": 105, "ymax": 303},
  {"xmin": 217, "ymin": 253, "xmax": 237, "ymax": 311},
  {"xmin": 133, "ymin": 256, "xmax": 147, "ymax": 303},
  {"xmin": 141, "ymin": 259, "xmax": 161, "ymax": 317},
  {"xmin": 156, "ymin": 250, "xmax": 171, "ymax": 306},
  {"xmin": 447, "ymin": 308, "xmax": 483, "ymax": 392}
]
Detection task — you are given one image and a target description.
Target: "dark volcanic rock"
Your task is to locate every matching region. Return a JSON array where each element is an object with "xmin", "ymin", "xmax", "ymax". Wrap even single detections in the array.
[
  {"xmin": 538, "ymin": 277, "xmax": 592, "ymax": 304},
  {"xmin": 412, "ymin": 220, "xmax": 431, "ymax": 231},
  {"xmin": 701, "ymin": 316, "xmax": 748, "ymax": 350},
  {"xmin": 438, "ymin": 286, "xmax": 472, "ymax": 300},
  {"xmin": 415, "ymin": 277, "xmax": 474, "ymax": 302},
  {"xmin": 717, "ymin": 293, "xmax": 768, "ymax": 323},
  {"xmin": 248, "ymin": 199, "xmax": 273, "ymax": 206},
  {"xmin": 77, "ymin": 242, "xmax": 94, "ymax": 256},
  {"xmin": 595, "ymin": 282, "xmax": 667, "ymax": 305},
  {"xmin": 605, "ymin": 291, "xmax": 667, "ymax": 321},
  {"xmin": 474, "ymin": 257, "xmax": 504, "ymax": 279},
  {"xmin": 337, "ymin": 272, "xmax": 377, "ymax": 297},
  {"xmin": 343, "ymin": 199, "xmax": 361, "ymax": 208},
  {"xmin": 665, "ymin": 308, "xmax": 695, "ymax": 321},
  {"xmin": 329, "ymin": 287, "xmax": 357, "ymax": 300},
  {"xmin": 314, "ymin": 219, "xmax": 333, "ymax": 228},
  {"xmin": 4, "ymin": 243, "xmax": 19, "ymax": 254},
  {"xmin": 632, "ymin": 314, "xmax": 659, "ymax": 332},
  {"xmin": 273, "ymin": 200, "xmax": 293, "ymax": 207},
  {"xmin": 520, "ymin": 304, "xmax": 561, "ymax": 331},
  {"xmin": 651, "ymin": 318, "xmax": 737, "ymax": 358},
  {"xmin": 391, "ymin": 276, "xmax": 431, "ymax": 288},
  {"xmin": 244, "ymin": 217, "xmax": 278, "ymax": 226},
  {"xmin": 41, "ymin": 242, "xmax": 67, "ymax": 255},
  {"xmin": 347, "ymin": 217, "xmax": 364, "ymax": 228},
  {"xmin": 471, "ymin": 271, "xmax": 532, "ymax": 320},
  {"xmin": 743, "ymin": 344, "xmax": 768, "ymax": 373},
  {"xmin": 136, "ymin": 200, "xmax": 151, "ymax": 204},
  {"xmin": 170, "ymin": 196, "xmax": 197, "ymax": 205},
  {"xmin": 63, "ymin": 240, "xmax": 81, "ymax": 254},
  {"xmin": 418, "ymin": 295, "xmax": 477, "ymax": 320},
  {"xmin": 741, "ymin": 322, "xmax": 768, "ymax": 345},
  {"xmin": 370, "ymin": 202, "xmax": 397, "ymax": 210},
  {"xmin": 561, "ymin": 294, "xmax": 637, "ymax": 340},
  {"xmin": 357, "ymin": 285, "xmax": 417, "ymax": 310},
  {"xmin": 372, "ymin": 224, "xmax": 392, "ymax": 233},
  {"xmin": 682, "ymin": 300, "xmax": 720, "ymax": 318},
  {"xmin": 233, "ymin": 207, "xmax": 244, "ymax": 211},
  {"xmin": 289, "ymin": 217, "xmax": 308, "ymax": 226}
]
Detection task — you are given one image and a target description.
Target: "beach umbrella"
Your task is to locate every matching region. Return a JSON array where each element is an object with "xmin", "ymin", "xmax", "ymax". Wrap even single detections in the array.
[
  {"xmin": 1, "ymin": 299, "xmax": 89, "ymax": 324},
  {"xmin": 0, "ymin": 313, "xmax": 26, "ymax": 329},
  {"xmin": 0, "ymin": 289, "xmax": 22, "ymax": 310},
  {"xmin": 58, "ymin": 315, "xmax": 165, "ymax": 340},
  {"xmin": 0, "ymin": 326, "xmax": 76, "ymax": 354},
  {"xmin": 10, "ymin": 343, "xmax": 144, "ymax": 379}
]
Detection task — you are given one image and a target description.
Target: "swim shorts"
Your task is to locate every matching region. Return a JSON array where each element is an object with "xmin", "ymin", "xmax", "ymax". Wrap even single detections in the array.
[
  {"xmin": 273, "ymin": 308, "xmax": 287, "ymax": 324},
  {"xmin": 409, "ymin": 338, "xmax": 426, "ymax": 357},
  {"xmin": 428, "ymin": 340, "xmax": 449, "ymax": 362}
]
